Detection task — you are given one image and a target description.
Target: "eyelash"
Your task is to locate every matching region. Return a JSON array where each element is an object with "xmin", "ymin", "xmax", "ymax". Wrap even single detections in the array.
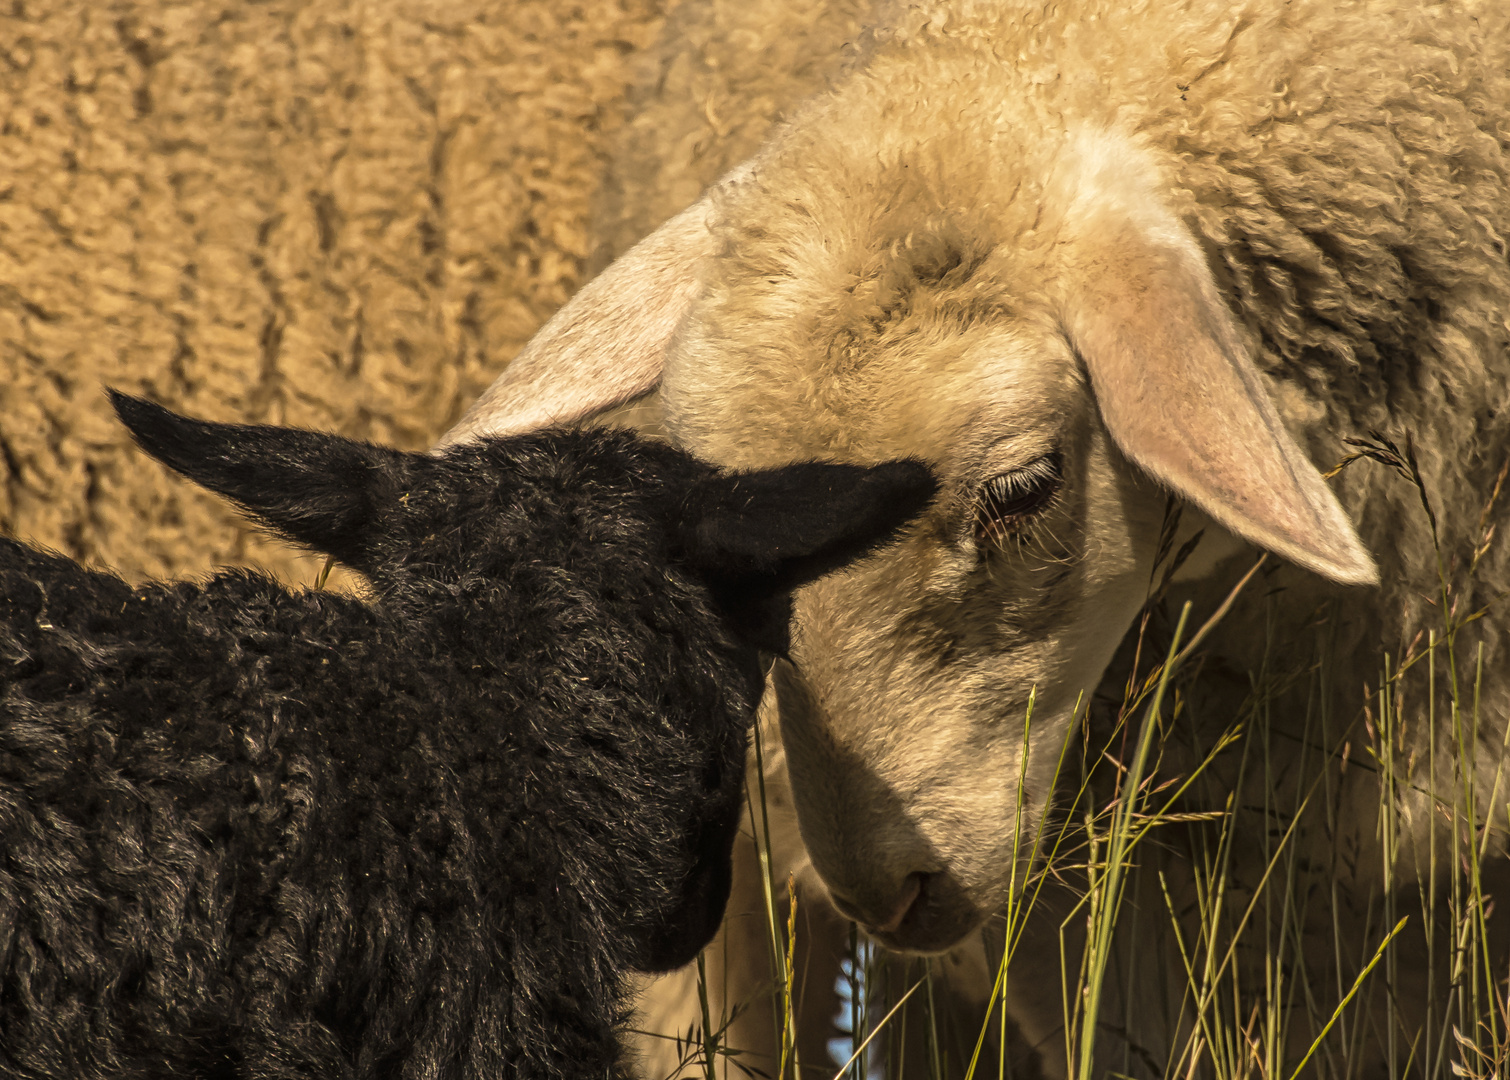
[{"xmin": 973, "ymin": 453, "xmax": 1063, "ymax": 550}]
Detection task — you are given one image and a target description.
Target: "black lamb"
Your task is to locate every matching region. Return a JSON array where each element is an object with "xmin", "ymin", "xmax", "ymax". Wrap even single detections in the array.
[{"xmin": 0, "ymin": 392, "xmax": 936, "ymax": 1080}]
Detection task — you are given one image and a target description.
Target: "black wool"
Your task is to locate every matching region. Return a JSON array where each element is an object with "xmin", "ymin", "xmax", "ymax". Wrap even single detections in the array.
[{"xmin": 0, "ymin": 393, "xmax": 936, "ymax": 1080}]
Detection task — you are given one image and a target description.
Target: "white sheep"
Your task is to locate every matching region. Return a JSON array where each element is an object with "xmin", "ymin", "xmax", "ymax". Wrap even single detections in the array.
[{"xmin": 442, "ymin": 0, "xmax": 1510, "ymax": 1074}]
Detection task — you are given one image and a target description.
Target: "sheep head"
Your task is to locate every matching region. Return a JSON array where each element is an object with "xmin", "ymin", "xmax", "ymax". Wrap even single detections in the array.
[
  {"xmin": 437, "ymin": 67, "xmax": 1387, "ymax": 954},
  {"xmin": 658, "ymin": 122, "xmax": 1378, "ymax": 952},
  {"xmin": 110, "ymin": 389, "xmax": 936, "ymax": 969}
]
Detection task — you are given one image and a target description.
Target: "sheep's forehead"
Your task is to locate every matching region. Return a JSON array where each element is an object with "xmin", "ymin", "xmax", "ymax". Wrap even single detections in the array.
[
  {"xmin": 662, "ymin": 93, "xmax": 1104, "ymax": 468},
  {"xmin": 668, "ymin": 206, "xmax": 1085, "ymax": 471}
]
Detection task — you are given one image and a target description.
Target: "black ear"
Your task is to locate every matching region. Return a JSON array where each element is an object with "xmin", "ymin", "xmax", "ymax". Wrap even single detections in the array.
[
  {"xmin": 677, "ymin": 459, "xmax": 937, "ymax": 653},
  {"xmin": 109, "ymin": 390, "xmax": 413, "ymax": 569}
]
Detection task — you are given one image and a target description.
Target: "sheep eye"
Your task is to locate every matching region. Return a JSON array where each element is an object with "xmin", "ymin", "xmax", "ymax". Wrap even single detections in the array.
[{"xmin": 974, "ymin": 453, "xmax": 1062, "ymax": 549}]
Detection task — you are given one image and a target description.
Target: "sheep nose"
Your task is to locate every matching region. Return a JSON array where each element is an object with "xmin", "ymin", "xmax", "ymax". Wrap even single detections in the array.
[{"xmin": 829, "ymin": 872, "xmax": 926, "ymax": 934}]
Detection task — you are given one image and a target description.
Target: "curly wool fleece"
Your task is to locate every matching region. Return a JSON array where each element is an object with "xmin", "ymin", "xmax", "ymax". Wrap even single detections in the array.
[{"xmin": 0, "ymin": 0, "xmax": 664, "ymax": 584}]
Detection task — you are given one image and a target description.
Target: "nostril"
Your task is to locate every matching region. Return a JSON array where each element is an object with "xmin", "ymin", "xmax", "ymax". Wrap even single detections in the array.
[
  {"xmin": 827, "ymin": 873, "xmax": 930, "ymax": 934},
  {"xmin": 872, "ymin": 872, "xmax": 926, "ymax": 935}
]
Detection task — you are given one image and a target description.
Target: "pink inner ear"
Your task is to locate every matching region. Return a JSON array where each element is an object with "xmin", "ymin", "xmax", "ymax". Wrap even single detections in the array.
[
  {"xmin": 436, "ymin": 199, "xmax": 719, "ymax": 449},
  {"xmin": 1068, "ymin": 228, "xmax": 1378, "ymax": 586}
]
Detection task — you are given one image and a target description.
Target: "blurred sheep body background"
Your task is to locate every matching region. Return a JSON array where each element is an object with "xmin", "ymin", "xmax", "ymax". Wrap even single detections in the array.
[{"xmin": 0, "ymin": 0, "xmax": 662, "ymax": 581}]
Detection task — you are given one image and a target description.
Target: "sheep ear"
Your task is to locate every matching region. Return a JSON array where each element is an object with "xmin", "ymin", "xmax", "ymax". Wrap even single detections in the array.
[
  {"xmin": 681, "ymin": 459, "xmax": 937, "ymax": 586},
  {"xmin": 1063, "ymin": 219, "xmax": 1378, "ymax": 585},
  {"xmin": 678, "ymin": 459, "xmax": 937, "ymax": 651},
  {"xmin": 109, "ymin": 390, "xmax": 410, "ymax": 568},
  {"xmin": 436, "ymin": 193, "xmax": 724, "ymax": 448}
]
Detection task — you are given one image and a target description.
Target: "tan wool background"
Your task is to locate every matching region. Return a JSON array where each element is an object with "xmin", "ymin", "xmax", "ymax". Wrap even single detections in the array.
[{"xmin": 0, "ymin": 0, "xmax": 666, "ymax": 585}]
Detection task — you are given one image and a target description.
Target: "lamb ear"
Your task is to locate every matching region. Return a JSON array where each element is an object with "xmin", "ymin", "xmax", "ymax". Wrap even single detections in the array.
[
  {"xmin": 679, "ymin": 460, "xmax": 938, "ymax": 591},
  {"xmin": 109, "ymin": 390, "xmax": 411, "ymax": 568},
  {"xmin": 435, "ymin": 173, "xmax": 745, "ymax": 448},
  {"xmin": 678, "ymin": 458, "xmax": 937, "ymax": 654},
  {"xmin": 1062, "ymin": 219, "xmax": 1378, "ymax": 586}
]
